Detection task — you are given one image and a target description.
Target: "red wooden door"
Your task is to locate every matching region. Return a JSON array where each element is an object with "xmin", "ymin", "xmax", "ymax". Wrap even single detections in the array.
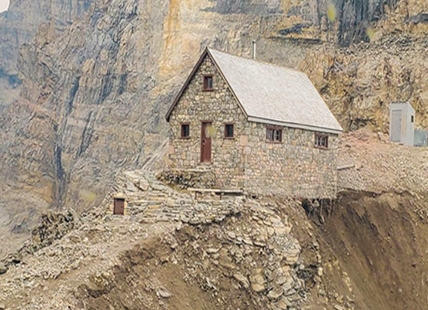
[
  {"xmin": 201, "ymin": 122, "xmax": 212, "ymax": 162},
  {"xmin": 114, "ymin": 198, "xmax": 125, "ymax": 215}
]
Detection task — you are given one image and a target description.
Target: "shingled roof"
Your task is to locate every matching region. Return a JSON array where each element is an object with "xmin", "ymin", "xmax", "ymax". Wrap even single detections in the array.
[{"xmin": 166, "ymin": 48, "xmax": 343, "ymax": 134}]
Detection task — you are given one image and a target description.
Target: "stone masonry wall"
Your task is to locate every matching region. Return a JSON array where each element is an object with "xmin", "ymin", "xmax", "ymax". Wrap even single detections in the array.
[
  {"xmin": 168, "ymin": 54, "xmax": 247, "ymax": 188},
  {"xmin": 242, "ymin": 123, "xmax": 339, "ymax": 199},
  {"xmin": 168, "ymin": 54, "xmax": 339, "ymax": 198}
]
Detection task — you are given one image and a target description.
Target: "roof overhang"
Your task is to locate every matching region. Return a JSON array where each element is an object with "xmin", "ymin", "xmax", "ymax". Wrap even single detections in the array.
[{"xmin": 247, "ymin": 116, "xmax": 343, "ymax": 135}]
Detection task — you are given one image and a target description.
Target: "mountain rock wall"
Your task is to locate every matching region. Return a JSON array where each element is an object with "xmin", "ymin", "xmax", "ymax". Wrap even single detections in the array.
[{"xmin": 0, "ymin": 0, "xmax": 91, "ymax": 75}]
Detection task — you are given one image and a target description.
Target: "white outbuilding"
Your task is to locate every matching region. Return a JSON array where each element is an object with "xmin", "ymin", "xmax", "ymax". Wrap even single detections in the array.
[{"xmin": 389, "ymin": 102, "xmax": 415, "ymax": 146}]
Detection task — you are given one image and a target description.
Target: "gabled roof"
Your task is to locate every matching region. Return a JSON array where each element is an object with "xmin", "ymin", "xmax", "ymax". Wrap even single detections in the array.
[{"xmin": 166, "ymin": 48, "xmax": 343, "ymax": 134}]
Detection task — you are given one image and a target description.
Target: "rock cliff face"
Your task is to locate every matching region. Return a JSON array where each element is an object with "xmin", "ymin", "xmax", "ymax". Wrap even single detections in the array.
[
  {"xmin": 0, "ymin": 0, "xmax": 427, "ymax": 256},
  {"xmin": 0, "ymin": 0, "xmax": 90, "ymax": 75},
  {"xmin": 0, "ymin": 0, "xmax": 92, "ymax": 136},
  {"xmin": 301, "ymin": 3, "xmax": 428, "ymax": 131}
]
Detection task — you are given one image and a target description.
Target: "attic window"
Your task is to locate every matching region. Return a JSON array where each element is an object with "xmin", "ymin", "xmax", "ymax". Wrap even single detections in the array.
[
  {"xmin": 411, "ymin": 115, "xmax": 414, "ymax": 123},
  {"xmin": 203, "ymin": 75, "xmax": 213, "ymax": 91},
  {"xmin": 224, "ymin": 123, "xmax": 234, "ymax": 138},
  {"xmin": 315, "ymin": 133, "xmax": 328, "ymax": 148},
  {"xmin": 266, "ymin": 127, "xmax": 282, "ymax": 142},
  {"xmin": 181, "ymin": 123, "xmax": 190, "ymax": 138}
]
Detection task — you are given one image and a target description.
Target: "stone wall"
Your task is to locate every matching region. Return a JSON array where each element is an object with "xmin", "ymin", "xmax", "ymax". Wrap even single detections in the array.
[
  {"xmin": 242, "ymin": 124, "xmax": 339, "ymax": 198},
  {"xmin": 168, "ymin": 54, "xmax": 339, "ymax": 198},
  {"xmin": 168, "ymin": 54, "xmax": 247, "ymax": 189}
]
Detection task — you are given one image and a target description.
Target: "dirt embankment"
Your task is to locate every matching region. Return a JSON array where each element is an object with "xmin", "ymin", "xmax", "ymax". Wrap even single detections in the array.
[
  {"xmin": 73, "ymin": 202, "xmax": 318, "ymax": 310},
  {"xmin": 313, "ymin": 190, "xmax": 428, "ymax": 310},
  {"xmin": 74, "ymin": 235, "xmax": 219, "ymax": 310},
  {"xmin": 300, "ymin": 129, "xmax": 428, "ymax": 309}
]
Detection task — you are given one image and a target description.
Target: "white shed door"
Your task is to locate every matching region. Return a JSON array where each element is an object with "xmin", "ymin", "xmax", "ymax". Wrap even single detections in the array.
[{"xmin": 391, "ymin": 110, "xmax": 402, "ymax": 142}]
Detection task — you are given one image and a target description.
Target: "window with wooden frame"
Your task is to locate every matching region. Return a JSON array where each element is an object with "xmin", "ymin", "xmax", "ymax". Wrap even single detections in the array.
[
  {"xmin": 203, "ymin": 75, "xmax": 213, "ymax": 91},
  {"xmin": 266, "ymin": 126, "xmax": 282, "ymax": 142},
  {"xmin": 314, "ymin": 133, "xmax": 328, "ymax": 148},
  {"xmin": 181, "ymin": 123, "xmax": 190, "ymax": 138},
  {"xmin": 224, "ymin": 123, "xmax": 234, "ymax": 139}
]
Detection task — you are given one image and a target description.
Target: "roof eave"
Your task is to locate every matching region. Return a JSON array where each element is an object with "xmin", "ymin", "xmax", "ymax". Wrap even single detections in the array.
[{"xmin": 247, "ymin": 116, "xmax": 343, "ymax": 135}]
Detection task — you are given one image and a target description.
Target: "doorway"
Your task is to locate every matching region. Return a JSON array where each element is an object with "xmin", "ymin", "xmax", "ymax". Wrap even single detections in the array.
[
  {"xmin": 391, "ymin": 110, "xmax": 402, "ymax": 142},
  {"xmin": 113, "ymin": 198, "xmax": 125, "ymax": 215},
  {"xmin": 200, "ymin": 121, "xmax": 212, "ymax": 163}
]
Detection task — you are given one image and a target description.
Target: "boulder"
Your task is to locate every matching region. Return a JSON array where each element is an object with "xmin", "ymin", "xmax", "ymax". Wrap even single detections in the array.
[
  {"xmin": 233, "ymin": 272, "xmax": 250, "ymax": 289},
  {"xmin": 0, "ymin": 262, "xmax": 8, "ymax": 275}
]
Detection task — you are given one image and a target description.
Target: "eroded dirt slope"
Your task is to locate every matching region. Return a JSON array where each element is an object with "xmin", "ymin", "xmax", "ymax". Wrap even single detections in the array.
[
  {"xmin": 317, "ymin": 191, "xmax": 428, "ymax": 309},
  {"xmin": 308, "ymin": 130, "xmax": 428, "ymax": 309}
]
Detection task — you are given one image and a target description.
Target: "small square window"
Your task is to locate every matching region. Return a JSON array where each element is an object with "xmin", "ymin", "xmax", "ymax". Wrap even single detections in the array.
[
  {"xmin": 203, "ymin": 76, "xmax": 213, "ymax": 91},
  {"xmin": 224, "ymin": 124, "xmax": 234, "ymax": 138},
  {"xmin": 181, "ymin": 123, "xmax": 190, "ymax": 138},
  {"xmin": 315, "ymin": 133, "xmax": 328, "ymax": 148},
  {"xmin": 266, "ymin": 127, "xmax": 282, "ymax": 142}
]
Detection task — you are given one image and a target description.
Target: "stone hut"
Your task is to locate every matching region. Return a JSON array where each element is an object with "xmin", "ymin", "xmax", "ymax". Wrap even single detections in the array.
[{"xmin": 165, "ymin": 48, "xmax": 343, "ymax": 199}]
